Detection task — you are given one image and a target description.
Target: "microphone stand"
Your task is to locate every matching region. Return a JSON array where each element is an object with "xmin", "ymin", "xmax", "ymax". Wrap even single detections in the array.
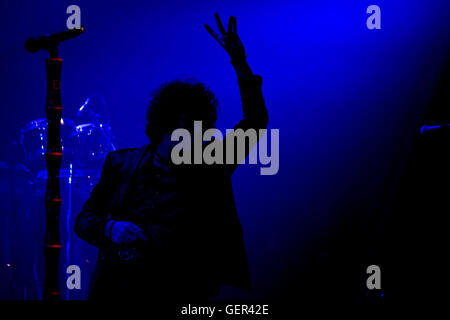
[
  {"xmin": 26, "ymin": 28, "xmax": 84, "ymax": 300},
  {"xmin": 43, "ymin": 46, "xmax": 63, "ymax": 300}
]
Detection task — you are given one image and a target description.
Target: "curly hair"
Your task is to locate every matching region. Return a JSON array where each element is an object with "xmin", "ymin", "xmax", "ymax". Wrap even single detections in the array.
[{"xmin": 146, "ymin": 80, "xmax": 219, "ymax": 145}]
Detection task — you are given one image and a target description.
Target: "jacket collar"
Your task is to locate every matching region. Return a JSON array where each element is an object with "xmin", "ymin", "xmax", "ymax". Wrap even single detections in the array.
[{"xmin": 115, "ymin": 144, "xmax": 151, "ymax": 210}]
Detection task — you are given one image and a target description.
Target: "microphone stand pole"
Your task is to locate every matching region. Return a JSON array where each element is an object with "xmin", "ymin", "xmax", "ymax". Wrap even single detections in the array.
[
  {"xmin": 25, "ymin": 28, "xmax": 84, "ymax": 300},
  {"xmin": 43, "ymin": 44, "xmax": 63, "ymax": 300}
]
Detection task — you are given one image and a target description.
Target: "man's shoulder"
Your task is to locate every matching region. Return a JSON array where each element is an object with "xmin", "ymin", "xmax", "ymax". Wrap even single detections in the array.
[
  {"xmin": 107, "ymin": 147, "xmax": 139, "ymax": 167},
  {"xmin": 111, "ymin": 147, "xmax": 138, "ymax": 156}
]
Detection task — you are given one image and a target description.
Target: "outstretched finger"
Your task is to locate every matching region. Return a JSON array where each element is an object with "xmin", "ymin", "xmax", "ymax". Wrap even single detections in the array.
[
  {"xmin": 127, "ymin": 223, "xmax": 140, "ymax": 232},
  {"xmin": 124, "ymin": 233, "xmax": 138, "ymax": 245},
  {"xmin": 214, "ymin": 12, "xmax": 226, "ymax": 35},
  {"xmin": 204, "ymin": 24, "xmax": 219, "ymax": 40},
  {"xmin": 204, "ymin": 24, "xmax": 225, "ymax": 48},
  {"xmin": 227, "ymin": 16, "xmax": 233, "ymax": 34},
  {"xmin": 136, "ymin": 231, "xmax": 149, "ymax": 242},
  {"xmin": 233, "ymin": 16, "xmax": 237, "ymax": 34}
]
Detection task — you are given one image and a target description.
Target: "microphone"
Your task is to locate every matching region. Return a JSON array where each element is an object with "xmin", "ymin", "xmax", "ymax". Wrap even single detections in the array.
[{"xmin": 25, "ymin": 27, "xmax": 85, "ymax": 53}]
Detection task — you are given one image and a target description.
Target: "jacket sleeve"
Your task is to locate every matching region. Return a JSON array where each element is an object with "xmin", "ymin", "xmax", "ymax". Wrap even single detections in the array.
[
  {"xmin": 234, "ymin": 74, "xmax": 269, "ymax": 131},
  {"xmin": 222, "ymin": 74, "xmax": 269, "ymax": 173},
  {"xmin": 74, "ymin": 152, "xmax": 116, "ymax": 247}
]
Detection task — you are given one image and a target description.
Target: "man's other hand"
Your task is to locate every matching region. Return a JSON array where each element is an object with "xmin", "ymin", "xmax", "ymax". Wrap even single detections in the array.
[{"xmin": 107, "ymin": 221, "xmax": 149, "ymax": 246}]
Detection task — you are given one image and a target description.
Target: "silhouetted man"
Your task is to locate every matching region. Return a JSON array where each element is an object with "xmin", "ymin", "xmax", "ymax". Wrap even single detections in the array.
[{"xmin": 75, "ymin": 13, "xmax": 268, "ymax": 300}]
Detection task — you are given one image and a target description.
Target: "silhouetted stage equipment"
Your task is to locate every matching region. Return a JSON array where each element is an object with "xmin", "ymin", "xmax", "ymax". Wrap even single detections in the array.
[
  {"xmin": 25, "ymin": 27, "xmax": 84, "ymax": 300},
  {"xmin": 6, "ymin": 92, "xmax": 116, "ymax": 299}
]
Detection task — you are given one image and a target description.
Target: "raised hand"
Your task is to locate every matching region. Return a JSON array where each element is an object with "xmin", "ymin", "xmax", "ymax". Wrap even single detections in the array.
[{"xmin": 204, "ymin": 13, "xmax": 246, "ymax": 63}]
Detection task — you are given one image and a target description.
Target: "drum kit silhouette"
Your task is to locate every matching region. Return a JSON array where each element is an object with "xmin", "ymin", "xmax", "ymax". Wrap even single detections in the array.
[{"xmin": 0, "ymin": 95, "xmax": 115, "ymax": 299}]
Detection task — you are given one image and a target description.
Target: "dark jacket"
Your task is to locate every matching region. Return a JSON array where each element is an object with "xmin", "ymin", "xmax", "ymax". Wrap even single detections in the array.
[{"xmin": 74, "ymin": 75, "xmax": 268, "ymax": 299}]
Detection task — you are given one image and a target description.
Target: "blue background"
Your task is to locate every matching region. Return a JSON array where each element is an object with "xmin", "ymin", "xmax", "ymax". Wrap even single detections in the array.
[{"xmin": 1, "ymin": 0, "xmax": 450, "ymax": 300}]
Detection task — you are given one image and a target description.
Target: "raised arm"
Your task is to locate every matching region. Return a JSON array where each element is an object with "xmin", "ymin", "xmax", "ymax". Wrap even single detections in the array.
[{"xmin": 205, "ymin": 13, "xmax": 269, "ymax": 171}]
